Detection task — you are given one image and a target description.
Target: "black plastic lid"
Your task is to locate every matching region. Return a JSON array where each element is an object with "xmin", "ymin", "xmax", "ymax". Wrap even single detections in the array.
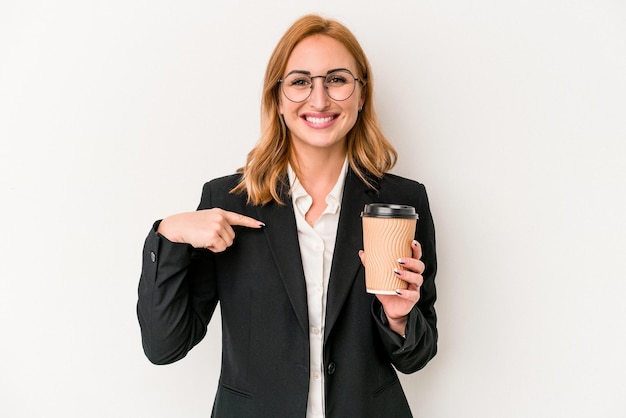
[{"xmin": 361, "ymin": 203, "xmax": 418, "ymax": 219}]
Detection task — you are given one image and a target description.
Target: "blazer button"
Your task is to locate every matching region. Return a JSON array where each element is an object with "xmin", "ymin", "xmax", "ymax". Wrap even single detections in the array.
[
  {"xmin": 150, "ymin": 251, "xmax": 156, "ymax": 263},
  {"xmin": 327, "ymin": 362, "xmax": 336, "ymax": 375}
]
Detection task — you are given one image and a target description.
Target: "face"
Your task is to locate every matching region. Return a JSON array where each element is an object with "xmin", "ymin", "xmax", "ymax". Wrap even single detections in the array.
[{"xmin": 279, "ymin": 35, "xmax": 364, "ymax": 157}]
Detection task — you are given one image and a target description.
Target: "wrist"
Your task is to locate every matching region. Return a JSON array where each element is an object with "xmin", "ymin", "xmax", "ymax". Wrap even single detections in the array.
[
  {"xmin": 387, "ymin": 315, "xmax": 408, "ymax": 337},
  {"xmin": 380, "ymin": 307, "xmax": 408, "ymax": 337},
  {"xmin": 157, "ymin": 216, "xmax": 183, "ymax": 243}
]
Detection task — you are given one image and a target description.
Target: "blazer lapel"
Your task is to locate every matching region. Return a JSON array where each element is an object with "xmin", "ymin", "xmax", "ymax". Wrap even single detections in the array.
[
  {"xmin": 324, "ymin": 170, "xmax": 376, "ymax": 343},
  {"xmin": 255, "ymin": 188, "xmax": 309, "ymax": 338},
  {"xmin": 254, "ymin": 171, "xmax": 377, "ymax": 343}
]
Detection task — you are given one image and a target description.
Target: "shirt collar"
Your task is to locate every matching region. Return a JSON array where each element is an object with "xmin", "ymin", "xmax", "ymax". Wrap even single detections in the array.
[{"xmin": 288, "ymin": 157, "xmax": 349, "ymax": 214}]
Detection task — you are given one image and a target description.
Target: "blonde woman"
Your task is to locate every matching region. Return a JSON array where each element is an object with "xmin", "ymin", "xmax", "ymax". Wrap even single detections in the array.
[{"xmin": 138, "ymin": 14, "xmax": 437, "ymax": 417}]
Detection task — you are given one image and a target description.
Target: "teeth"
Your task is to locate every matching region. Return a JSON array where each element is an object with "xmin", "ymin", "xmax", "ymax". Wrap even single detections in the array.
[{"xmin": 306, "ymin": 116, "xmax": 333, "ymax": 124}]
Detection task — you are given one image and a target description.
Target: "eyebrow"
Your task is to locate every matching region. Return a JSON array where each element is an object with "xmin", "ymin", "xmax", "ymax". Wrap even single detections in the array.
[{"xmin": 284, "ymin": 68, "xmax": 352, "ymax": 77}]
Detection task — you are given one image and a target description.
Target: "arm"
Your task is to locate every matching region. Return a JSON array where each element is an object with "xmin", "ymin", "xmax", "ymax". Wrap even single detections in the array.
[
  {"xmin": 371, "ymin": 296, "xmax": 437, "ymax": 374},
  {"xmin": 136, "ymin": 222, "xmax": 218, "ymax": 365},
  {"xmin": 136, "ymin": 181, "xmax": 264, "ymax": 365},
  {"xmin": 369, "ymin": 183, "xmax": 438, "ymax": 373}
]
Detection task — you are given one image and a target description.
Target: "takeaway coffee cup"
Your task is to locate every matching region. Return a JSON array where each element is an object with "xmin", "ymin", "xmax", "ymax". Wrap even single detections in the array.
[{"xmin": 361, "ymin": 204, "xmax": 419, "ymax": 294}]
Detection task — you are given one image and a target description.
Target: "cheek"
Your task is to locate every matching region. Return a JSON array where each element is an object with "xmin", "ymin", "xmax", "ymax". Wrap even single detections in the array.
[
  {"xmin": 347, "ymin": 97, "xmax": 362, "ymax": 117},
  {"xmin": 351, "ymin": 86, "xmax": 364, "ymax": 109},
  {"xmin": 279, "ymin": 99, "xmax": 297, "ymax": 117}
]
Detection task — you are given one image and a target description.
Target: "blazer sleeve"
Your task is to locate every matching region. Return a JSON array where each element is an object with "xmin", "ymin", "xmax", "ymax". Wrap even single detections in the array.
[
  {"xmin": 136, "ymin": 192, "xmax": 219, "ymax": 365},
  {"xmin": 371, "ymin": 182, "xmax": 438, "ymax": 374}
]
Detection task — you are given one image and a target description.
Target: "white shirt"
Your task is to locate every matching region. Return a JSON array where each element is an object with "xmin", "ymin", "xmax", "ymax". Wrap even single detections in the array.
[{"xmin": 288, "ymin": 159, "xmax": 348, "ymax": 418}]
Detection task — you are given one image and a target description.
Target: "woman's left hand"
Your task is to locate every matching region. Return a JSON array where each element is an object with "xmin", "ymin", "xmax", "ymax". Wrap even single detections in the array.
[{"xmin": 358, "ymin": 240, "xmax": 425, "ymax": 336}]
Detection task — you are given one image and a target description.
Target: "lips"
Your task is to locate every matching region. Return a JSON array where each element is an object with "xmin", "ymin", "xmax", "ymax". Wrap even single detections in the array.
[
  {"xmin": 302, "ymin": 113, "xmax": 338, "ymax": 127},
  {"xmin": 305, "ymin": 115, "xmax": 334, "ymax": 124}
]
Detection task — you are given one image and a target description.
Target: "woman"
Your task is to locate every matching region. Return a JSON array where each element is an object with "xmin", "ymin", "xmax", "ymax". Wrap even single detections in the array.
[{"xmin": 137, "ymin": 14, "xmax": 437, "ymax": 418}]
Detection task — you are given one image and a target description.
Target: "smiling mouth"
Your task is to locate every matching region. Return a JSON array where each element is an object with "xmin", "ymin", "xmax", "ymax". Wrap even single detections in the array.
[{"xmin": 304, "ymin": 115, "xmax": 336, "ymax": 124}]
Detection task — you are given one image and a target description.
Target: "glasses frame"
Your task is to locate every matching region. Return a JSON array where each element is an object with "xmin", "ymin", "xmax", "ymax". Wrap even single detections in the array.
[{"xmin": 278, "ymin": 68, "xmax": 364, "ymax": 103}]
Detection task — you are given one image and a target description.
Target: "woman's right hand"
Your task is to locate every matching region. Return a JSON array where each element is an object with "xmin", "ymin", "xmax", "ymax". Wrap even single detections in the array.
[{"xmin": 157, "ymin": 208, "xmax": 265, "ymax": 252}]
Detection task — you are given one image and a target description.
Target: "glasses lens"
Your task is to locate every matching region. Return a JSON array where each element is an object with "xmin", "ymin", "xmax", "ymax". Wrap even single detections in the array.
[
  {"xmin": 282, "ymin": 73, "xmax": 312, "ymax": 102},
  {"xmin": 325, "ymin": 70, "xmax": 356, "ymax": 101},
  {"xmin": 280, "ymin": 70, "xmax": 358, "ymax": 102}
]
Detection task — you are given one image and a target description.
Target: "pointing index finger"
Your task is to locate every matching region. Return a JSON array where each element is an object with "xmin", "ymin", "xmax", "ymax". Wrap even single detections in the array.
[{"xmin": 224, "ymin": 210, "xmax": 265, "ymax": 228}]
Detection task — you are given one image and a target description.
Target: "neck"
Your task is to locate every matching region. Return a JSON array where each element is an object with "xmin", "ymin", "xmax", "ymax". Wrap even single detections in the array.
[
  {"xmin": 291, "ymin": 149, "xmax": 346, "ymax": 187},
  {"xmin": 290, "ymin": 147, "xmax": 347, "ymax": 227}
]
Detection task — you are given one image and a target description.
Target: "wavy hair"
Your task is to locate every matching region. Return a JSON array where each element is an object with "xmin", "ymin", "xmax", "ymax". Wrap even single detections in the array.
[{"xmin": 232, "ymin": 14, "xmax": 397, "ymax": 205}]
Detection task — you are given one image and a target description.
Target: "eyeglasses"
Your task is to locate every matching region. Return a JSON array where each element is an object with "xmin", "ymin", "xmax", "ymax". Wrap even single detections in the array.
[{"xmin": 278, "ymin": 69, "xmax": 363, "ymax": 103}]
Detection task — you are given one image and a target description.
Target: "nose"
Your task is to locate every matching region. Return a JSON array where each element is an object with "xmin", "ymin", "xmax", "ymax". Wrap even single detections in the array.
[{"xmin": 308, "ymin": 76, "xmax": 330, "ymax": 109}]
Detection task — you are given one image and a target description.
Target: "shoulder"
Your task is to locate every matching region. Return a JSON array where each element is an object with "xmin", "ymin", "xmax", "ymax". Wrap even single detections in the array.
[
  {"xmin": 198, "ymin": 173, "xmax": 247, "ymax": 210},
  {"xmin": 374, "ymin": 172, "xmax": 430, "ymax": 208},
  {"xmin": 202, "ymin": 173, "xmax": 243, "ymax": 193},
  {"xmin": 379, "ymin": 172, "xmax": 425, "ymax": 189}
]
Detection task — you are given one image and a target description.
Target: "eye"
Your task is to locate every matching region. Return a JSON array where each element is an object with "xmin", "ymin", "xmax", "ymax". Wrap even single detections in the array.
[
  {"xmin": 287, "ymin": 76, "xmax": 312, "ymax": 88},
  {"xmin": 326, "ymin": 74, "xmax": 348, "ymax": 85}
]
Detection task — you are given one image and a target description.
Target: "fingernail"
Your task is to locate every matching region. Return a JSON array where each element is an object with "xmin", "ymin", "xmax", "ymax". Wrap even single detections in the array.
[
  {"xmin": 258, "ymin": 222, "xmax": 266, "ymax": 227},
  {"xmin": 395, "ymin": 289, "xmax": 402, "ymax": 295},
  {"xmin": 412, "ymin": 240, "xmax": 418, "ymax": 246},
  {"xmin": 393, "ymin": 268, "xmax": 401, "ymax": 275},
  {"xmin": 397, "ymin": 258, "xmax": 405, "ymax": 265}
]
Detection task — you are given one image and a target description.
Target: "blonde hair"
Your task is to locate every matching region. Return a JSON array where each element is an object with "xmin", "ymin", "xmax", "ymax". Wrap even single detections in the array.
[{"xmin": 232, "ymin": 14, "xmax": 397, "ymax": 205}]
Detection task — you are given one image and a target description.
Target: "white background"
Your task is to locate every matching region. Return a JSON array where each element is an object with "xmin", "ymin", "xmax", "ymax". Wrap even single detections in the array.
[{"xmin": 1, "ymin": 1, "xmax": 625, "ymax": 417}]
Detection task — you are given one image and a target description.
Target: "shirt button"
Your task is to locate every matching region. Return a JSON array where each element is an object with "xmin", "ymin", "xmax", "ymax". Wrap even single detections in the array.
[
  {"xmin": 314, "ymin": 244, "xmax": 323, "ymax": 252},
  {"xmin": 312, "ymin": 372, "xmax": 320, "ymax": 380},
  {"xmin": 327, "ymin": 362, "xmax": 336, "ymax": 375},
  {"xmin": 150, "ymin": 251, "xmax": 156, "ymax": 263},
  {"xmin": 312, "ymin": 327, "xmax": 320, "ymax": 335}
]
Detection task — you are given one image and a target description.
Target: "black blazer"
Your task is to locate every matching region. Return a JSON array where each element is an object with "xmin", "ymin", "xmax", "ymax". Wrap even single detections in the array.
[{"xmin": 137, "ymin": 169, "xmax": 437, "ymax": 417}]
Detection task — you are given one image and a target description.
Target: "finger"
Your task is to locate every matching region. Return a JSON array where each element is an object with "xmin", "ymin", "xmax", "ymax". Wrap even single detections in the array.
[
  {"xmin": 223, "ymin": 210, "xmax": 265, "ymax": 228},
  {"xmin": 216, "ymin": 225, "xmax": 235, "ymax": 248},
  {"xmin": 394, "ymin": 287, "xmax": 421, "ymax": 303},
  {"xmin": 358, "ymin": 250, "xmax": 365, "ymax": 266},
  {"xmin": 397, "ymin": 257, "xmax": 425, "ymax": 275},
  {"xmin": 397, "ymin": 241, "xmax": 425, "ymax": 274},
  {"xmin": 411, "ymin": 240, "xmax": 422, "ymax": 260},
  {"xmin": 206, "ymin": 239, "xmax": 229, "ymax": 253},
  {"xmin": 393, "ymin": 267, "xmax": 424, "ymax": 288},
  {"xmin": 203, "ymin": 227, "xmax": 233, "ymax": 252},
  {"xmin": 206, "ymin": 210, "xmax": 256, "ymax": 251}
]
